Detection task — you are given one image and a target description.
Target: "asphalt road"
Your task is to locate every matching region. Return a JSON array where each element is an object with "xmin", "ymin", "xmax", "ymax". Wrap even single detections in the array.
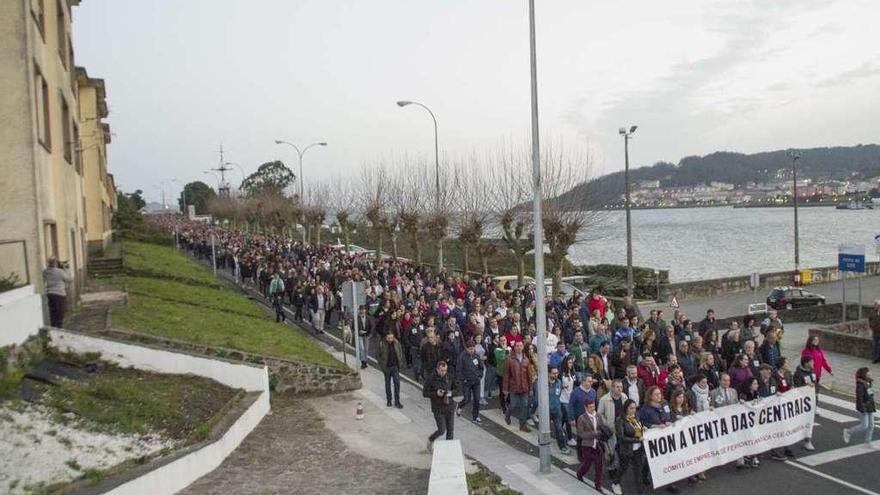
[
  {"xmin": 644, "ymin": 274, "xmax": 880, "ymax": 320},
  {"xmin": 208, "ymin": 259, "xmax": 880, "ymax": 495}
]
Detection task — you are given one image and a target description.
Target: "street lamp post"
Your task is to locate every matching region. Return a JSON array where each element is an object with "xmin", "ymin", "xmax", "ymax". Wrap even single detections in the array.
[
  {"xmin": 396, "ymin": 100, "xmax": 443, "ymax": 271},
  {"xmin": 789, "ymin": 150, "xmax": 801, "ymax": 282},
  {"xmin": 274, "ymin": 140, "xmax": 328, "ymax": 244},
  {"xmin": 527, "ymin": 0, "xmax": 551, "ymax": 473},
  {"xmin": 619, "ymin": 125, "xmax": 638, "ymax": 298}
]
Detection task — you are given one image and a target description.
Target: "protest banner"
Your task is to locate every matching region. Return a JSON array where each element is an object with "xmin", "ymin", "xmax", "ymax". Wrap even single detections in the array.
[{"xmin": 642, "ymin": 387, "xmax": 815, "ymax": 487}]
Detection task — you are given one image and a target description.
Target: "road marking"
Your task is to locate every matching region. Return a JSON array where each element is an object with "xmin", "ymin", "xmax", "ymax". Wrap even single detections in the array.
[
  {"xmin": 818, "ymin": 394, "xmax": 858, "ymax": 411},
  {"xmin": 505, "ymin": 463, "xmax": 581, "ymax": 495},
  {"xmin": 786, "ymin": 460, "xmax": 880, "ymax": 495},
  {"xmin": 816, "ymin": 407, "xmax": 859, "ymax": 424},
  {"xmin": 798, "ymin": 441, "xmax": 880, "ymax": 466},
  {"xmin": 356, "ymin": 389, "xmax": 411, "ymax": 424}
]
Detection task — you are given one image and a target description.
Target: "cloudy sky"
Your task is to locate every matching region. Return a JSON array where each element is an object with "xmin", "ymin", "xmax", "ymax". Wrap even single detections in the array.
[{"xmin": 72, "ymin": 0, "xmax": 880, "ymax": 203}]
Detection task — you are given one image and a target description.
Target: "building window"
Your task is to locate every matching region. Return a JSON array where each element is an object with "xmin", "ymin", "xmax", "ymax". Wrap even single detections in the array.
[
  {"xmin": 61, "ymin": 95, "xmax": 72, "ymax": 163},
  {"xmin": 56, "ymin": 0, "xmax": 66, "ymax": 68},
  {"xmin": 73, "ymin": 123, "xmax": 81, "ymax": 174},
  {"xmin": 44, "ymin": 222, "xmax": 59, "ymax": 261},
  {"xmin": 31, "ymin": 0, "xmax": 45, "ymax": 39},
  {"xmin": 34, "ymin": 67, "xmax": 51, "ymax": 150}
]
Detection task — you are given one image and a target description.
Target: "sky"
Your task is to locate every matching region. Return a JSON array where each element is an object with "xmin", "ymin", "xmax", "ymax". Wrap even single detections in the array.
[{"xmin": 71, "ymin": 0, "xmax": 880, "ymax": 204}]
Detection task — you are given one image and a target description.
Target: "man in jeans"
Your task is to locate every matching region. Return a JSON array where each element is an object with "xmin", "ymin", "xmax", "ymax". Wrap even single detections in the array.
[
  {"xmin": 43, "ymin": 257, "xmax": 72, "ymax": 328},
  {"xmin": 870, "ymin": 300, "xmax": 880, "ymax": 364},
  {"xmin": 424, "ymin": 360, "xmax": 456, "ymax": 453},
  {"xmin": 377, "ymin": 332, "xmax": 404, "ymax": 408},
  {"xmin": 268, "ymin": 271, "xmax": 286, "ymax": 323},
  {"xmin": 503, "ymin": 341, "xmax": 532, "ymax": 432},
  {"xmin": 456, "ymin": 340, "xmax": 484, "ymax": 424}
]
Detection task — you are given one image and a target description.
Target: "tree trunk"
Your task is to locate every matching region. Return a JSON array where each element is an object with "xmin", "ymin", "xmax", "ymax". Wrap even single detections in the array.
[
  {"xmin": 480, "ymin": 253, "xmax": 489, "ymax": 276},
  {"xmin": 553, "ymin": 258, "xmax": 564, "ymax": 297},
  {"xmin": 314, "ymin": 223, "xmax": 322, "ymax": 246},
  {"xmin": 343, "ymin": 227, "xmax": 351, "ymax": 254},
  {"xmin": 437, "ymin": 239, "xmax": 444, "ymax": 272},
  {"xmin": 391, "ymin": 233, "xmax": 399, "ymax": 259},
  {"xmin": 414, "ymin": 235, "xmax": 422, "ymax": 265},
  {"xmin": 375, "ymin": 231, "xmax": 384, "ymax": 264},
  {"xmin": 462, "ymin": 245, "xmax": 470, "ymax": 274},
  {"xmin": 517, "ymin": 253, "xmax": 526, "ymax": 286}
]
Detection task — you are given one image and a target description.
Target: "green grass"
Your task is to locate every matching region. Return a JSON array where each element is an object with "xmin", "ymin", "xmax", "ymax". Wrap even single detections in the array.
[
  {"xmin": 466, "ymin": 458, "xmax": 523, "ymax": 495},
  {"xmin": 36, "ymin": 366, "xmax": 237, "ymax": 441},
  {"xmin": 115, "ymin": 241, "xmax": 342, "ymax": 369},
  {"xmin": 123, "ymin": 241, "xmax": 223, "ymax": 288},
  {"xmin": 118, "ymin": 276, "xmax": 265, "ymax": 319},
  {"xmin": 113, "ymin": 293, "xmax": 343, "ymax": 369}
]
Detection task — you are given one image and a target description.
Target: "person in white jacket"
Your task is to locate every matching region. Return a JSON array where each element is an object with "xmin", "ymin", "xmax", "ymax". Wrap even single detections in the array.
[{"xmin": 598, "ymin": 380, "xmax": 627, "ymax": 495}]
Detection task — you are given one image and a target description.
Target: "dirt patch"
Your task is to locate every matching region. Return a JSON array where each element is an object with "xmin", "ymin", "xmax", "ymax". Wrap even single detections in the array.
[{"xmin": 179, "ymin": 395, "xmax": 429, "ymax": 495}]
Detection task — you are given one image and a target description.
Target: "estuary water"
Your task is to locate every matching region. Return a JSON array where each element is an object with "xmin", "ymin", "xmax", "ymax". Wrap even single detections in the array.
[{"xmin": 566, "ymin": 206, "xmax": 880, "ymax": 282}]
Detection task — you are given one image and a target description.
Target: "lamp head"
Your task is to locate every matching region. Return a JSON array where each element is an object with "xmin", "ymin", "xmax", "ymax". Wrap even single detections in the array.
[
  {"xmin": 397, "ymin": 101, "xmax": 412, "ymax": 107},
  {"xmin": 318, "ymin": 142, "xmax": 328, "ymax": 146},
  {"xmin": 274, "ymin": 140, "xmax": 283, "ymax": 145},
  {"xmin": 630, "ymin": 125, "xmax": 638, "ymax": 134},
  {"xmin": 619, "ymin": 127, "xmax": 626, "ymax": 135}
]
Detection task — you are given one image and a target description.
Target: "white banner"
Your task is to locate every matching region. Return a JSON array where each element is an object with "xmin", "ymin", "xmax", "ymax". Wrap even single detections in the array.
[{"xmin": 643, "ymin": 387, "xmax": 816, "ymax": 487}]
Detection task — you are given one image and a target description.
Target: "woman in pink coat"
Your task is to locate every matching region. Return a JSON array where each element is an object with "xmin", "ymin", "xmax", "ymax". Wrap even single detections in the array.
[{"xmin": 802, "ymin": 335, "xmax": 833, "ymax": 390}]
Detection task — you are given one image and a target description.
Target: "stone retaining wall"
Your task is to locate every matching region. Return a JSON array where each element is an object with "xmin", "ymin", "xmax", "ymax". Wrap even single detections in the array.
[
  {"xmin": 712, "ymin": 303, "xmax": 871, "ymax": 331},
  {"xmin": 93, "ymin": 327, "xmax": 361, "ymax": 395},
  {"xmin": 663, "ymin": 262, "xmax": 880, "ymax": 300},
  {"xmin": 808, "ymin": 319, "xmax": 872, "ymax": 359}
]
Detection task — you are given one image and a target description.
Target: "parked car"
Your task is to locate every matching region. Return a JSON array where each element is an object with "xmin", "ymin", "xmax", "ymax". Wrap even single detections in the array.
[
  {"xmin": 766, "ymin": 286, "xmax": 826, "ymax": 310},
  {"xmin": 492, "ymin": 275, "xmax": 585, "ymax": 299}
]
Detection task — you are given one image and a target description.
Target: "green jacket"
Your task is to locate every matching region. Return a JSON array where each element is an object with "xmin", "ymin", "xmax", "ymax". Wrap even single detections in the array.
[
  {"xmin": 494, "ymin": 347, "xmax": 508, "ymax": 377},
  {"xmin": 269, "ymin": 277, "xmax": 285, "ymax": 295},
  {"xmin": 377, "ymin": 339, "xmax": 405, "ymax": 373},
  {"xmin": 568, "ymin": 342, "xmax": 589, "ymax": 372}
]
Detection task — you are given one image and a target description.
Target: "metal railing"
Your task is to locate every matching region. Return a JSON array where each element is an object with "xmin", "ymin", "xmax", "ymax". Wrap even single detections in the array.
[{"xmin": 0, "ymin": 240, "xmax": 30, "ymax": 294}]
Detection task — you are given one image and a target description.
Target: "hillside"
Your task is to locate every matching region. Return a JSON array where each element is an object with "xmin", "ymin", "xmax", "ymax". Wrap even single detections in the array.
[{"xmin": 566, "ymin": 144, "xmax": 880, "ymax": 208}]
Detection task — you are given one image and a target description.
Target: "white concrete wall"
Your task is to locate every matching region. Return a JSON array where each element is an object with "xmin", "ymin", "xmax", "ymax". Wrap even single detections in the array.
[
  {"xmin": 0, "ymin": 285, "xmax": 44, "ymax": 347},
  {"xmin": 428, "ymin": 440, "xmax": 469, "ymax": 495},
  {"xmin": 46, "ymin": 329, "xmax": 270, "ymax": 495},
  {"xmin": 48, "ymin": 329, "xmax": 268, "ymax": 392}
]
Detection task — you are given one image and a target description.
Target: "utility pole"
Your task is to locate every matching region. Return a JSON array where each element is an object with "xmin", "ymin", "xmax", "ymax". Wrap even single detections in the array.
[
  {"xmin": 527, "ymin": 0, "xmax": 551, "ymax": 473},
  {"xmin": 620, "ymin": 126, "xmax": 638, "ymax": 298},
  {"xmin": 790, "ymin": 150, "xmax": 801, "ymax": 283}
]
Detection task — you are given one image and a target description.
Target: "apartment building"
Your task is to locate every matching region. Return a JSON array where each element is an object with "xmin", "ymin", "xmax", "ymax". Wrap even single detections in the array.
[
  {"xmin": 76, "ymin": 67, "xmax": 116, "ymax": 253},
  {"xmin": 0, "ymin": 0, "xmax": 88, "ymax": 344}
]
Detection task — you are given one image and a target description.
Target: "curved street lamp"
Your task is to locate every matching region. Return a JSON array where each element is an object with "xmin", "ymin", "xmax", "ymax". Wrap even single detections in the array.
[
  {"xmin": 619, "ymin": 125, "xmax": 638, "ymax": 298},
  {"xmin": 397, "ymin": 99, "xmax": 442, "ymax": 269},
  {"xmin": 274, "ymin": 140, "xmax": 328, "ymax": 244}
]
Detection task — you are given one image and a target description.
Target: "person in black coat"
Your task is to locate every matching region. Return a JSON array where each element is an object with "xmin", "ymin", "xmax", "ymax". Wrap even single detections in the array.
[
  {"xmin": 424, "ymin": 360, "xmax": 456, "ymax": 451},
  {"xmin": 456, "ymin": 340, "xmax": 485, "ymax": 422},
  {"xmin": 615, "ymin": 398, "xmax": 648, "ymax": 495}
]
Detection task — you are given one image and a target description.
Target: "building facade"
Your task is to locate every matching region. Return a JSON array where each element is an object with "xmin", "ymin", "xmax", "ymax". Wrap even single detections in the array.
[
  {"xmin": 76, "ymin": 67, "xmax": 115, "ymax": 253},
  {"xmin": 0, "ymin": 0, "xmax": 100, "ymax": 343}
]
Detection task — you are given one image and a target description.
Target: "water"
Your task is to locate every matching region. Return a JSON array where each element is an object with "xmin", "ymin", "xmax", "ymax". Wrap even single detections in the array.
[{"xmin": 566, "ymin": 207, "xmax": 880, "ymax": 282}]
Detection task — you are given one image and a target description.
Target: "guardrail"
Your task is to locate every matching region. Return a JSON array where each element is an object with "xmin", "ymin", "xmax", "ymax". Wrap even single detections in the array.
[{"xmin": 0, "ymin": 240, "xmax": 29, "ymax": 294}]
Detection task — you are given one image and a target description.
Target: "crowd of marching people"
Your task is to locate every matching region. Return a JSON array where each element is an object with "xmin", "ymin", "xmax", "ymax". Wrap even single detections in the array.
[{"xmin": 162, "ymin": 217, "xmax": 875, "ymax": 495}]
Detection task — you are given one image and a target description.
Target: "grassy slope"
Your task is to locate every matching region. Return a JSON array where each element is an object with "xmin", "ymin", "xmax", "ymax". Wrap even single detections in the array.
[{"xmin": 113, "ymin": 242, "xmax": 342, "ymax": 369}]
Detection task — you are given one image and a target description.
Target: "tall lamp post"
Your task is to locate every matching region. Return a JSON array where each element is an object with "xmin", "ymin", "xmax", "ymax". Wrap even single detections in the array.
[
  {"xmin": 274, "ymin": 140, "xmax": 328, "ymax": 243},
  {"xmin": 396, "ymin": 100, "xmax": 443, "ymax": 271},
  {"xmin": 619, "ymin": 125, "xmax": 638, "ymax": 298},
  {"xmin": 527, "ymin": 0, "xmax": 551, "ymax": 473},
  {"xmin": 789, "ymin": 150, "xmax": 801, "ymax": 282}
]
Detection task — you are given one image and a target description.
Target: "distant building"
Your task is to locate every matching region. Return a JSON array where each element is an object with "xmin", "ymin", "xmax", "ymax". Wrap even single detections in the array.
[
  {"xmin": 76, "ymin": 68, "xmax": 116, "ymax": 253},
  {"xmin": 638, "ymin": 180, "xmax": 661, "ymax": 189}
]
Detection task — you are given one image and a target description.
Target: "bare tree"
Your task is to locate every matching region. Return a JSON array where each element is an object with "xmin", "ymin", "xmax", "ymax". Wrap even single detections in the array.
[
  {"xmin": 328, "ymin": 176, "xmax": 357, "ymax": 253},
  {"xmin": 540, "ymin": 141, "xmax": 602, "ymax": 294},
  {"xmin": 454, "ymin": 156, "xmax": 492, "ymax": 275},
  {"xmin": 360, "ymin": 164, "xmax": 392, "ymax": 263},
  {"xmin": 302, "ymin": 184, "xmax": 330, "ymax": 246},
  {"xmin": 489, "ymin": 143, "xmax": 532, "ymax": 284},
  {"xmin": 421, "ymin": 160, "xmax": 450, "ymax": 272},
  {"xmin": 390, "ymin": 156, "xmax": 427, "ymax": 264}
]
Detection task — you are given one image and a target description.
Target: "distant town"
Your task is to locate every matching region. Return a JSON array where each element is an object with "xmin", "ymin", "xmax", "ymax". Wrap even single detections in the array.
[{"xmin": 610, "ymin": 173, "xmax": 880, "ymax": 209}]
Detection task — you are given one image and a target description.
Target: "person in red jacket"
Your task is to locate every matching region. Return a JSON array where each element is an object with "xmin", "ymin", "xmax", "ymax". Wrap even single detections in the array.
[
  {"xmin": 637, "ymin": 356, "xmax": 660, "ymax": 388},
  {"xmin": 504, "ymin": 341, "xmax": 533, "ymax": 432},
  {"xmin": 802, "ymin": 335, "xmax": 833, "ymax": 392},
  {"xmin": 587, "ymin": 289, "xmax": 608, "ymax": 319}
]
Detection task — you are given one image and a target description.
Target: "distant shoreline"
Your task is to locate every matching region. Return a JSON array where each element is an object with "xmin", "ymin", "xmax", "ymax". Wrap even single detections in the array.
[{"xmin": 599, "ymin": 203, "xmax": 839, "ymax": 211}]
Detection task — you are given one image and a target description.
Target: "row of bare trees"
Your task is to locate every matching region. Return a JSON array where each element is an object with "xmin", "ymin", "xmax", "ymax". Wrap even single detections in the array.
[{"xmin": 208, "ymin": 141, "xmax": 603, "ymax": 293}]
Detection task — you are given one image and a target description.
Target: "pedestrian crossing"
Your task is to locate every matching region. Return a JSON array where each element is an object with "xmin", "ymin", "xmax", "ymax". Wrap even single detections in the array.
[{"xmin": 798, "ymin": 441, "xmax": 880, "ymax": 467}]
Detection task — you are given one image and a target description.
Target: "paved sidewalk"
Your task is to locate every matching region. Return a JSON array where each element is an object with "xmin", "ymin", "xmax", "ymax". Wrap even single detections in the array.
[{"xmin": 316, "ymin": 342, "xmax": 599, "ymax": 495}]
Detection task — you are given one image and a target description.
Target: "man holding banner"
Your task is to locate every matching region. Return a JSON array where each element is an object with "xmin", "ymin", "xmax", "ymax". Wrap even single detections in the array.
[{"xmin": 640, "ymin": 384, "xmax": 816, "ymax": 488}]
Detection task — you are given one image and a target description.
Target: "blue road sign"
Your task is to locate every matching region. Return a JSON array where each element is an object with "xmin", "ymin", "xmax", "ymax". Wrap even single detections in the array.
[{"xmin": 838, "ymin": 253, "xmax": 866, "ymax": 273}]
